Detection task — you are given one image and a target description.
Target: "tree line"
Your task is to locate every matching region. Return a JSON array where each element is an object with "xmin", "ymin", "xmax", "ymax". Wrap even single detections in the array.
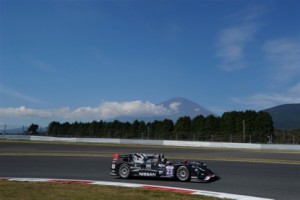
[{"xmin": 47, "ymin": 110, "xmax": 275, "ymax": 143}]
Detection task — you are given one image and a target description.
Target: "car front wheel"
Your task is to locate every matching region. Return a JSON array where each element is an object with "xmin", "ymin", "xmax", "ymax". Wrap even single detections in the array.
[{"xmin": 176, "ymin": 166, "xmax": 191, "ymax": 182}]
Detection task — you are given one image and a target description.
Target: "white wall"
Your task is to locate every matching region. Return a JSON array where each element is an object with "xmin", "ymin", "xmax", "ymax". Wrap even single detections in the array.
[{"xmin": 1, "ymin": 135, "xmax": 299, "ymax": 151}]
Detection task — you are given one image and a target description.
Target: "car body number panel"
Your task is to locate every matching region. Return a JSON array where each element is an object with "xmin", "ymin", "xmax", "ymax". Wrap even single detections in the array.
[{"xmin": 166, "ymin": 166, "xmax": 174, "ymax": 176}]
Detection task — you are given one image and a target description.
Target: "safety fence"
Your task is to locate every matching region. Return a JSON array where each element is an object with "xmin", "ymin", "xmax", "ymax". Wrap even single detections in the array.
[{"xmin": 1, "ymin": 135, "xmax": 299, "ymax": 151}]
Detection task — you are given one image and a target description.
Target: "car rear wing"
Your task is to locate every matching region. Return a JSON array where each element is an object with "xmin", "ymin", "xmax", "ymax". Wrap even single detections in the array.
[{"xmin": 112, "ymin": 153, "xmax": 131, "ymax": 162}]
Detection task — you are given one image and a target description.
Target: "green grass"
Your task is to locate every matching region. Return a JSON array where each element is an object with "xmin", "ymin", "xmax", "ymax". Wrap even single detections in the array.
[{"xmin": 0, "ymin": 181, "xmax": 224, "ymax": 200}]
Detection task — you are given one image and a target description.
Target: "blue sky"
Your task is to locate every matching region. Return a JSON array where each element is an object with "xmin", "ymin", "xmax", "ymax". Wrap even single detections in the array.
[{"xmin": 0, "ymin": 0, "xmax": 299, "ymax": 127}]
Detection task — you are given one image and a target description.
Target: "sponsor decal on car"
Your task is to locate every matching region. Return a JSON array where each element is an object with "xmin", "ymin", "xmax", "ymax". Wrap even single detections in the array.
[{"xmin": 139, "ymin": 172, "xmax": 156, "ymax": 176}]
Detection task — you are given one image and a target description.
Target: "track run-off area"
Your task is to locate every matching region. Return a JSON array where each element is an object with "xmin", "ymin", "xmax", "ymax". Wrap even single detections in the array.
[{"xmin": 0, "ymin": 141, "xmax": 300, "ymax": 200}]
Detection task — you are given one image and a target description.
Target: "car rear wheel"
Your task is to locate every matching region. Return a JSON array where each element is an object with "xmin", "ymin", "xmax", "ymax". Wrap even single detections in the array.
[
  {"xmin": 118, "ymin": 163, "xmax": 131, "ymax": 179},
  {"xmin": 176, "ymin": 166, "xmax": 191, "ymax": 182}
]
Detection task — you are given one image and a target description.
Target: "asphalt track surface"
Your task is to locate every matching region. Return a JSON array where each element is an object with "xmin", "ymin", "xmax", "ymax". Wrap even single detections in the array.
[{"xmin": 0, "ymin": 141, "xmax": 300, "ymax": 200}]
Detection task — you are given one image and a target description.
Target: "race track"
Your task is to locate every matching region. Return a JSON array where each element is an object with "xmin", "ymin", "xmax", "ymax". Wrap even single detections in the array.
[{"xmin": 0, "ymin": 141, "xmax": 299, "ymax": 199}]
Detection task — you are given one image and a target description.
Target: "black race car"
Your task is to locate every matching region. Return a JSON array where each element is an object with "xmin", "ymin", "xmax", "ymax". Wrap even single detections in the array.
[{"xmin": 110, "ymin": 153, "xmax": 217, "ymax": 182}]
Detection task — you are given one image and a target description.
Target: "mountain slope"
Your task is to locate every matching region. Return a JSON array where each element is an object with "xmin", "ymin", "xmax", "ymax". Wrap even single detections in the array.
[
  {"xmin": 158, "ymin": 97, "xmax": 214, "ymax": 121},
  {"xmin": 264, "ymin": 104, "xmax": 300, "ymax": 129},
  {"xmin": 117, "ymin": 97, "xmax": 214, "ymax": 122}
]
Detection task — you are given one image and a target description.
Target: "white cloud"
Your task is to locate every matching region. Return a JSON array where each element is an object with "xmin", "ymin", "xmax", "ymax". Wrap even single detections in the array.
[
  {"xmin": 0, "ymin": 100, "xmax": 177, "ymax": 121},
  {"xmin": 66, "ymin": 100, "xmax": 173, "ymax": 119},
  {"xmin": 21, "ymin": 54, "xmax": 57, "ymax": 73},
  {"xmin": 263, "ymin": 38, "xmax": 300, "ymax": 83},
  {"xmin": 1, "ymin": 106, "xmax": 52, "ymax": 119},
  {"xmin": 217, "ymin": 24, "xmax": 257, "ymax": 70},
  {"xmin": 288, "ymin": 82, "xmax": 300, "ymax": 94},
  {"xmin": 0, "ymin": 86, "xmax": 45, "ymax": 104},
  {"xmin": 232, "ymin": 82, "xmax": 300, "ymax": 109},
  {"xmin": 168, "ymin": 102, "xmax": 181, "ymax": 111},
  {"xmin": 30, "ymin": 59, "xmax": 56, "ymax": 73},
  {"xmin": 216, "ymin": 7, "xmax": 265, "ymax": 71}
]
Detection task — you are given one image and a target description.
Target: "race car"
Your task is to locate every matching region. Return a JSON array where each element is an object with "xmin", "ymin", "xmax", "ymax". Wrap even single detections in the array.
[{"xmin": 110, "ymin": 153, "xmax": 217, "ymax": 182}]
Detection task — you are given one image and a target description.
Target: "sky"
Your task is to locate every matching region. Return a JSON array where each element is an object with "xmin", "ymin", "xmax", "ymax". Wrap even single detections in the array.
[{"xmin": 0, "ymin": 0, "xmax": 300, "ymax": 128}]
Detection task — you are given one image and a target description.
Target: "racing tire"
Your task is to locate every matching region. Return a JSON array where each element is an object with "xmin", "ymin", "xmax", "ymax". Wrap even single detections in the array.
[
  {"xmin": 118, "ymin": 163, "xmax": 131, "ymax": 179},
  {"xmin": 176, "ymin": 166, "xmax": 191, "ymax": 182}
]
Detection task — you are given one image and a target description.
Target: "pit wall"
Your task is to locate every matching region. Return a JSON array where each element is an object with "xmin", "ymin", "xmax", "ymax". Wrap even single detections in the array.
[{"xmin": 0, "ymin": 135, "xmax": 299, "ymax": 151}]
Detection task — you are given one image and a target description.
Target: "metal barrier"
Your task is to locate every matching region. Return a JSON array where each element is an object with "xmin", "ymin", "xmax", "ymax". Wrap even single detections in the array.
[{"xmin": 1, "ymin": 135, "xmax": 299, "ymax": 151}]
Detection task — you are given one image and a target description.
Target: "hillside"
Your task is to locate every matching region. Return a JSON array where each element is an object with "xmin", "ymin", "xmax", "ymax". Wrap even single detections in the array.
[
  {"xmin": 264, "ymin": 104, "xmax": 300, "ymax": 129},
  {"xmin": 158, "ymin": 97, "xmax": 214, "ymax": 121},
  {"xmin": 118, "ymin": 97, "xmax": 214, "ymax": 122}
]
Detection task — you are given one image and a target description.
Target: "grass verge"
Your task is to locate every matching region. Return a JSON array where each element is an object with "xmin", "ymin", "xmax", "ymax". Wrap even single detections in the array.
[{"xmin": 0, "ymin": 181, "xmax": 224, "ymax": 200}]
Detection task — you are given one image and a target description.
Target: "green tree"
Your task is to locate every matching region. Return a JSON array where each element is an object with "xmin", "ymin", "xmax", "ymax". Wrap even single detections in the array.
[
  {"xmin": 192, "ymin": 115, "xmax": 206, "ymax": 140},
  {"xmin": 161, "ymin": 119, "xmax": 174, "ymax": 139},
  {"xmin": 253, "ymin": 111, "xmax": 274, "ymax": 143},
  {"xmin": 220, "ymin": 112, "xmax": 235, "ymax": 134},
  {"xmin": 150, "ymin": 119, "xmax": 174, "ymax": 139},
  {"xmin": 28, "ymin": 123, "xmax": 39, "ymax": 135},
  {"xmin": 48, "ymin": 121, "xmax": 60, "ymax": 136},
  {"xmin": 243, "ymin": 110, "xmax": 258, "ymax": 142},
  {"xmin": 204, "ymin": 115, "xmax": 220, "ymax": 137},
  {"xmin": 174, "ymin": 116, "xmax": 192, "ymax": 140}
]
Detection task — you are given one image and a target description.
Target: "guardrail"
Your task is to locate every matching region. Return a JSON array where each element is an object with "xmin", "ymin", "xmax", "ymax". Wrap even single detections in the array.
[{"xmin": 1, "ymin": 135, "xmax": 299, "ymax": 151}]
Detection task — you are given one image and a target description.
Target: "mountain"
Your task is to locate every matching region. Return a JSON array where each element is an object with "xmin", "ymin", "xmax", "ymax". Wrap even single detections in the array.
[
  {"xmin": 117, "ymin": 97, "xmax": 214, "ymax": 122},
  {"xmin": 263, "ymin": 104, "xmax": 300, "ymax": 129},
  {"xmin": 158, "ymin": 97, "xmax": 214, "ymax": 121},
  {"xmin": 0, "ymin": 127, "xmax": 26, "ymax": 135}
]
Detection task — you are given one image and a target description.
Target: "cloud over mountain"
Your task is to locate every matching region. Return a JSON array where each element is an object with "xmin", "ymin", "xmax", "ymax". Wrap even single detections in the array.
[
  {"xmin": 0, "ymin": 100, "xmax": 172, "ymax": 121},
  {"xmin": 0, "ymin": 97, "xmax": 214, "ymax": 125}
]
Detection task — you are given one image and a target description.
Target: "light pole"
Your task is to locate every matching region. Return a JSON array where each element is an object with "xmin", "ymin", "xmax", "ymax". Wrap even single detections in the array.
[{"xmin": 243, "ymin": 120, "xmax": 246, "ymax": 143}]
